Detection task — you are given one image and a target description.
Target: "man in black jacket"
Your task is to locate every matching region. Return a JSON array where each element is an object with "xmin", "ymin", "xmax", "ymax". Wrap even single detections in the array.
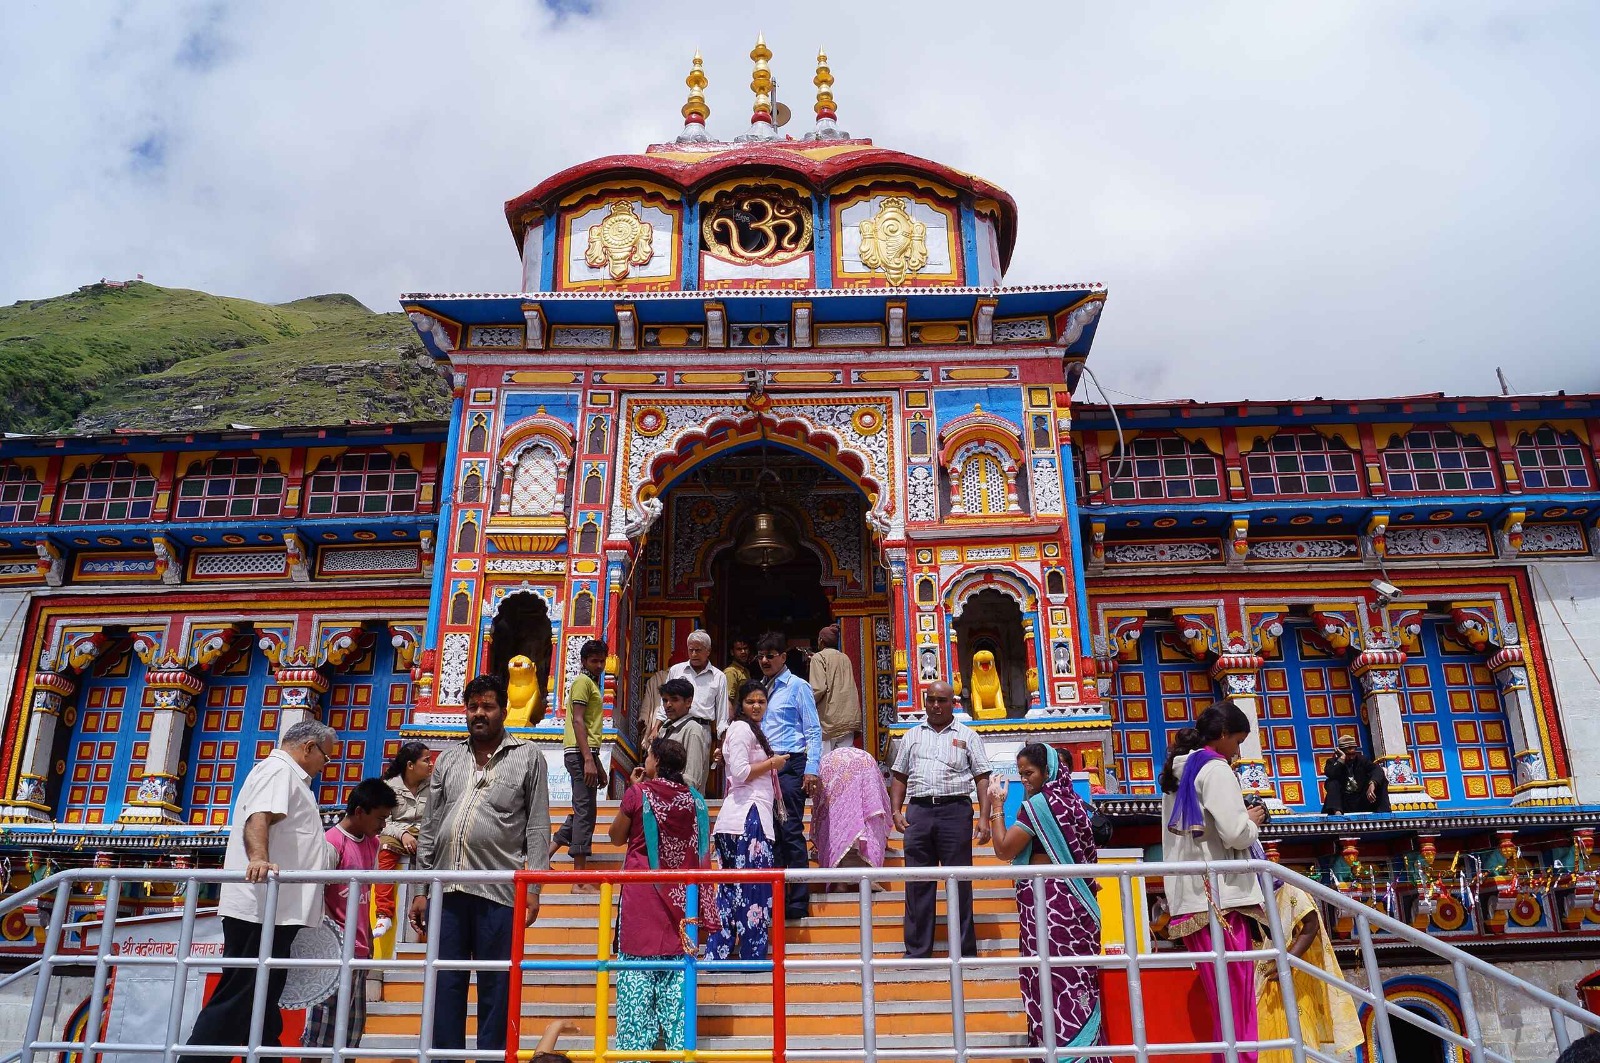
[{"xmin": 1321, "ymin": 735, "xmax": 1391, "ymax": 814}]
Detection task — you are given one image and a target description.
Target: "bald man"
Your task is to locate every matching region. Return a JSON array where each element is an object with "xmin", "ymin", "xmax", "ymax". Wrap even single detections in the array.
[
  {"xmin": 888, "ymin": 681, "xmax": 993, "ymax": 958},
  {"xmin": 809, "ymin": 624, "xmax": 861, "ymax": 753}
]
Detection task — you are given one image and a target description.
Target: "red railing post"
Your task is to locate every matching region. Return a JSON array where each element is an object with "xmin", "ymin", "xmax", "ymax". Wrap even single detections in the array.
[
  {"xmin": 506, "ymin": 871, "xmax": 530, "ymax": 1063},
  {"xmin": 770, "ymin": 869, "xmax": 787, "ymax": 1063}
]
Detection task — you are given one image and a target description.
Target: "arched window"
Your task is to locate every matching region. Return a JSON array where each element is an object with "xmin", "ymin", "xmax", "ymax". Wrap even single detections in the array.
[
  {"xmin": 1515, "ymin": 427, "xmax": 1592, "ymax": 490},
  {"xmin": 959, "ymin": 451, "xmax": 1007, "ymax": 514},
  {"xmin": 449, "ymin": 590, "xmax": 470, "ymax": 626},
  {"xmin": 467, "ymin": 417, "xmax": 488, "ymax": 454},
  {"xmin": 1381, "ymin": 429, "xmax": 1497, "ymax": 493},
  {"xmin": 578, "ymin": 522, "xmax": 599, "ymax": 553},
  {"xmin": 916, "ymin": 577, "xmax": 936, "ymax": 605},
  {"xmin": 582, "ymin": 472, "xmax": 604, "ymax": 505},
  {"xmin": 572, "ymin": 591, "xmax": 594, "ymax": 627},
  {"xmin": 174, "ymin": 455, "xmax": 285, "ymax": 519},
  {"xmin": 0, "ymin": 463, "xmax": 42, "ymax": 523},
  {"xmin": 587, "ymin": 417, "xmax": 608, "ymax": 454},
  {"xmin": 1105, "ymin": 435, "xmax": 1220, "ymax": 501},
  {"xmin": 1244, "ymin": 432, "xmax": 1361, "ymax": 498},
  {"xmin": 456, "ymin": 516, "xmax": 478, "ymax": 553},
  {"xmin": 509, "ymin": 443, "xmax": 563, "ymax": 516},
  {"xmin": 460, "ymin": 470, "xmax": 483, "ymax": 504},
  {"xmin": 1046, "ymin": 569, "xmax": 1066, "ymax": 597},
  {"xmin": 305, "ymin": 451, "xmax": 419, "ymax": 516},
  {"xmin": 59, "ymin": 460, "xmax": 156, "ymax": 523},
  {"xmin": 909, "ymin": 421, "xmax": 929, "ymax": 458}
]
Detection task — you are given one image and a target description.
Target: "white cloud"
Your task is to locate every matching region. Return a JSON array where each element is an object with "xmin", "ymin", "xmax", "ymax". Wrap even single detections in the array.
[{"xmin": 1, "ymin": 0, "xmax": 1596, "ymax": 401}]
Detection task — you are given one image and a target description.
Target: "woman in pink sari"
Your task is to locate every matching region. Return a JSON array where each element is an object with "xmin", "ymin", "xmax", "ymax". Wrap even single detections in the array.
[{"xmin": 812, "ymin": 745, "xmax": 893, "ymax": 874}]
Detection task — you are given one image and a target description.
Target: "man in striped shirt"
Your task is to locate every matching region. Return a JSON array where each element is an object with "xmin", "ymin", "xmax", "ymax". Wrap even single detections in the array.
[{"xmin": 888, "ymin": 680, "xmax": 993, "ymax": 958}]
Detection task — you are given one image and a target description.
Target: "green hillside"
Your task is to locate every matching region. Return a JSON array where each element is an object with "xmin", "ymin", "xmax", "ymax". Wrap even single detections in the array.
[{"xmin": 0, "ymin": 281, "xmax": 451, "ymax": 434}]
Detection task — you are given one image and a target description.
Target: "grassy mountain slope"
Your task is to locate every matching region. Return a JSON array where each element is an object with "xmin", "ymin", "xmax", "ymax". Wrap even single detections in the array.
[{"xmin": 0, "ymin": 282, "xmax": 450, "ymax": 434}]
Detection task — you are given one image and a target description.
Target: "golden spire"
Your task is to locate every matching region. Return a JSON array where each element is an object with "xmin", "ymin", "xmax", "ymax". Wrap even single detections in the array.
[
  {"xmin": 749, "ymin": 33, "xmax": 773, "ymax": 122},
  {"xmin": 813, "ymin": 48, "xmax": 836, "ymax": 120},
  {"xmin": 681, "ymin": 50, "xmax": 709, "ymax": 125}
]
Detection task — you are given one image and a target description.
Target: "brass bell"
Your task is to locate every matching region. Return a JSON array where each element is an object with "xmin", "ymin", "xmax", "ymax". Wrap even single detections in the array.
[{"xmin": 735, "ymin": 509, "xmax": 795, "ymax": 570}]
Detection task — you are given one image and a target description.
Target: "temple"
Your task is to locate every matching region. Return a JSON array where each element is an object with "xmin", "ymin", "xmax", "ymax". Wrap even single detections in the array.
[{"xmin": 1, "ymin": 42, "xmax": 1598, "ymax": 1009}]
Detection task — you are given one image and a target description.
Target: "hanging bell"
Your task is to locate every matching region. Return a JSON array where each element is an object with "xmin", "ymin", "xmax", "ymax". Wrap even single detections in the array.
[{"xmin": 735, "ymin": 509, "xmax": 796, "ymax": 570}]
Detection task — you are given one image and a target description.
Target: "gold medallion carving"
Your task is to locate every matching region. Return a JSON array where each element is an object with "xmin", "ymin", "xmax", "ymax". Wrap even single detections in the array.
[
  {"xmin": 857, "ymin": 197, "xmax": 929, "ymax": 286},
  {"xmin": 584, "ymin": 200, "xmax": 655, "ymax": 280},
  {"xmin": 701, "ymin": 188, "xmax": 813, "ymax": 266}
]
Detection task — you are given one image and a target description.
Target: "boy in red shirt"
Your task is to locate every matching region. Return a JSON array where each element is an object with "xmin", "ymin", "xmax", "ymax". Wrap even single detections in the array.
[{"xmin": 302, "ymin": 778, "xmax": 399, "ymax": 1050}]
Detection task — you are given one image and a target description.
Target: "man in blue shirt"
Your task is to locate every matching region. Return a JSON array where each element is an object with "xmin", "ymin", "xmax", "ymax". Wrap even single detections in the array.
[{"xmin": 755, "ymin": 630, "xmax": 823, "ymax": 921}]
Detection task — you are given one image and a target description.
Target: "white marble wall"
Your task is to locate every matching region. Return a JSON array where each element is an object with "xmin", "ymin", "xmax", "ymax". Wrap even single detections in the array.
[{"xmin": 1527, "ymin": 561, "xmax": 1600, "ymax": 804}]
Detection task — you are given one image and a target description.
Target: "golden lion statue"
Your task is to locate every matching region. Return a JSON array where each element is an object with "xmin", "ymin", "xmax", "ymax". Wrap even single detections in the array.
[
  {"xmin": 968, "ymin": 649, "xmax": 1006, "ymax": 719},
  {"xmin": 505, "ymin": 654, "xmax": 542, "ymax": 728}
]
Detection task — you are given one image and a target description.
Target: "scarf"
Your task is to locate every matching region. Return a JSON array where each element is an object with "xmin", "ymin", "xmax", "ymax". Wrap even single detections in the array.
[{"xmin": 1166, "ymin": 746, "xmax": 1225, "ymax": 837}]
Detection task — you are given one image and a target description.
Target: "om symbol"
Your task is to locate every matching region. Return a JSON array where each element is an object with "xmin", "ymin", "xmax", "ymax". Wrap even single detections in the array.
[{"xmin": 701, "ymin": 189, "xmax": 814, "ymax": 266}]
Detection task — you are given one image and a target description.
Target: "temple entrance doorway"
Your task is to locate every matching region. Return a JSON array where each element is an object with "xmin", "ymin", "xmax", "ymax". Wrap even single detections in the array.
[
  {"xmin": 952, "ymin": 588, "xmax": 1029, "ymax": 720},
  {"xmin": 710, "ymin": 540, "xmax": 831, "ymax": 680},
  {"xmin": 489, "ymin": 592, "xmax": 553, "ymax": 717},
  {"xmin": 625, "ymin": 444, "xmax": 891, "ymax": 753}
]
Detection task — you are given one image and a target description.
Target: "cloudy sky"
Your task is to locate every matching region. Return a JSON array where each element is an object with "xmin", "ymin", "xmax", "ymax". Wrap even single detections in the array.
[{"xmin": 2, "ymin": 1, "xmax": 1597, "ymax": 402}]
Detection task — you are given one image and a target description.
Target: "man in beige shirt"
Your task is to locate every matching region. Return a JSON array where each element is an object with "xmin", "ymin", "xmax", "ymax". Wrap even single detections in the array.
[
  {"xmin": 809, "ymin": 625, "xmax": 861, "ymax": 753},
  {"xmin": 411, "ymin": 674, "xmax": 550, "ymax": 1055}
]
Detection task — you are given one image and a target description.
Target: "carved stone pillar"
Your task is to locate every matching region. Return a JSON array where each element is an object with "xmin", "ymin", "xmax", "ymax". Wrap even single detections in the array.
[
  {"xmin": 1, "ymin": 674, "xmax": 76, "ymax": 822},
  {"xmin": 1351, "ymin": 643, "xmax": 1435, "ymax": 811},
  {"xmin": 273, "ymin": 667, "xmax": 328, "ymax": 734},
  {"xmin": 1209, "ymin": 652, "xmax": 1277, "ymax": 807},
  {"xmin": 1488, "ymin": 646, "xmax": 1575, "ymax": 806},
  {"xmin": 121, "ymin": 670, "xmax": 206, "ymax": 824}
]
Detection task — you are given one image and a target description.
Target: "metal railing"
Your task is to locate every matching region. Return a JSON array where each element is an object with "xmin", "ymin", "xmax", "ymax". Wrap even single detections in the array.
[{"xmin": 0, "ymin": 861, "xmax": 1596, "ymax": 1063}]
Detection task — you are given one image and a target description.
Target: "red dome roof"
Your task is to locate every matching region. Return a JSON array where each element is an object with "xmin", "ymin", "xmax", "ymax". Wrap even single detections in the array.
[{"xmin": 503, "ymin": 139, "xmax": 1019, "ymax": 273}]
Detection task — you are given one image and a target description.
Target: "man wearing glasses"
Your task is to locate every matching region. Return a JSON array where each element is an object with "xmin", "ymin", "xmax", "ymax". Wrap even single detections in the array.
[
  {"xmin": 754, "ymin": 630, "xmax": 823, "ymax": 922},
  {"xmin": 179, "ymin": 721, "xmax": 339, "ymax": 1063}
]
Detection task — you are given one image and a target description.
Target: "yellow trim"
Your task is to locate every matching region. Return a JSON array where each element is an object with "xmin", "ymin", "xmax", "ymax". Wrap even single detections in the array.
[
  {"xmin": 1174, "ymin": 427, "xmax": 1223, "ymax": 456},
  {"xmin": 1446, "ymin": 421, "xmax": 1496, "ymax": 445},
  {"xmin": 1371, "ymin": 423, "xmax": 1414, "ymax": 448},
  {"xmin": 1310, "ymin": 424, "xmax": 1359, "ymax": 448},
  {"xmin": 505, "ymin": 371, "xmax": 583, "ymax": 385},
  {"xmin": 1235, "ymin": 426, "xmax": 1281, "ymax": 454},
  {"xmin": 827, "ymin": 173, "xmax": 960, "ymax": 201},
  {"xmin": 555, "ymin": 178, "xmax": 680, "ymax": 210},
  {"xmin": 696, "ymin": 173, "xmax": 810, "ymax": 200},
  {"xmin": 1506, "ymin": 418, "xmax": 1590, "ymax": 442}
]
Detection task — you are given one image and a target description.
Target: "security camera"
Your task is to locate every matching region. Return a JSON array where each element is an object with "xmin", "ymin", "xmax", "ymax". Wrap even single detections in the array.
[
  {"xmin": 743, "ymin": 368, "xmax": 764, "ymax": 390},
  {"xmin": 1370, "ymin": 579, "xmax": 1403, "ymax": 603}
]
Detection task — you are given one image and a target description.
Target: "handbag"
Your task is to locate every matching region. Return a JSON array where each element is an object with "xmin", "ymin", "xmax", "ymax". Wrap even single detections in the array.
[{"xmin": 1090, "ymin": 809, "xmax": 1114, "ymax": 847}]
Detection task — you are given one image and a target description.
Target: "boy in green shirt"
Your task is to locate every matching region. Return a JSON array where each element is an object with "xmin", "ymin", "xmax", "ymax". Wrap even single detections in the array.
[{"xmin": 554, "ymin": 639, "xmax": 607, "ymax": 889}]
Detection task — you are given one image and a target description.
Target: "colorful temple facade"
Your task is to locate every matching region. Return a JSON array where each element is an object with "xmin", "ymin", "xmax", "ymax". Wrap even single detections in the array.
[{"xmin": 2, "ymin": 44, "xmax": 1599, "ymax": 965}]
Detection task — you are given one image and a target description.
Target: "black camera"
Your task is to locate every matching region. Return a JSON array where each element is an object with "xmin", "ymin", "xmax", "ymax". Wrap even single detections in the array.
[{"xmin": 1242, "ymin": 793, "xmax": 1272, "ymax": 824}]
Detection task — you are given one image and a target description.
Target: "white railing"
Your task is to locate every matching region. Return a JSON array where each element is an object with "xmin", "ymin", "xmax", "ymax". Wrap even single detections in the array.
[{"xmin": 0, "ymin": 861, "xmax": 1595, "ymax": 1063}]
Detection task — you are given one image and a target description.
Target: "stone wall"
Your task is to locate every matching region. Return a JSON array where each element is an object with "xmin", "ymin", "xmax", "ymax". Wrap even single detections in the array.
[
  {"xmin": 0, "ymin": 973, "xmax": 90, "ymax": 1054},
  {"xmin": 1527, "ymin": 561, "xmax": 1600, "ymax": 805}
]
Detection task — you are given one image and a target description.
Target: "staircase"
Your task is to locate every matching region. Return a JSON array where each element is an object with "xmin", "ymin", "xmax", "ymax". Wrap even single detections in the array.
[{"xmin": 363, "ymin": 798, "xmax": 1032, "ymax": 1055}]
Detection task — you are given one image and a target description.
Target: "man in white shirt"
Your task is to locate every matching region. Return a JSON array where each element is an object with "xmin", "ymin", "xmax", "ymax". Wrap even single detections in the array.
[
  {"xmin": 664, "ymin": 629, "xmax": 729, "ymax": 738},
  {"xmin": 179, "ymin": 721, "xmax": 337, "ymax": 1063},
  {"xmin": 888, "ymin": 682, "xmax": 993, "ymax": 959}
]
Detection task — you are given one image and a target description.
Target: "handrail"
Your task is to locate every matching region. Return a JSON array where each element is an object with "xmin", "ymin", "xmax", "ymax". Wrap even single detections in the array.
[{"xmin": 1, "ymin": 860, "xmax": 1595, "ymax": 1063}]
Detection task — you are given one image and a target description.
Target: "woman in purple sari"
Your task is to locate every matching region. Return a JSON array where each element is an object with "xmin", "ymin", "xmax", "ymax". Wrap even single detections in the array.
[
  {"xmin": 812, "ymin": 745, "xmax": 892, "ymax": 872},
  {"xmin": 986, "ymin": 743, "xmax": 1105, "ymax": 1059}
]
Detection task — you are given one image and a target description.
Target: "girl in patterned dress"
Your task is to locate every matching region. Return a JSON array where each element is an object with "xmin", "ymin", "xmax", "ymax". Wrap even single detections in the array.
[
  {"xmin": 707, "ymin": 680, "xmax": 784, "ymax": 960},
  {"xmin": 606, "ymin": 737, "xmax": 717, "ymax": 1055},
  {"xmin": 987, "ymin": 743, "xmax": 1107, "ymax": 1060}
]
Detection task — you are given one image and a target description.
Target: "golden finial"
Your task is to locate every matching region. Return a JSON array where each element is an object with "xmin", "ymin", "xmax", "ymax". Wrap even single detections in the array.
[
  {"xmin": 813, "ymin": 48, "xmax": 836, "ymax": 120},
  {"xmin": 681, "ymin": 50, "xmax": 709, "ymax": 124},
  {"xmin": 749, "ymin": 33, "xmax": 773, "ymax": 122}
]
